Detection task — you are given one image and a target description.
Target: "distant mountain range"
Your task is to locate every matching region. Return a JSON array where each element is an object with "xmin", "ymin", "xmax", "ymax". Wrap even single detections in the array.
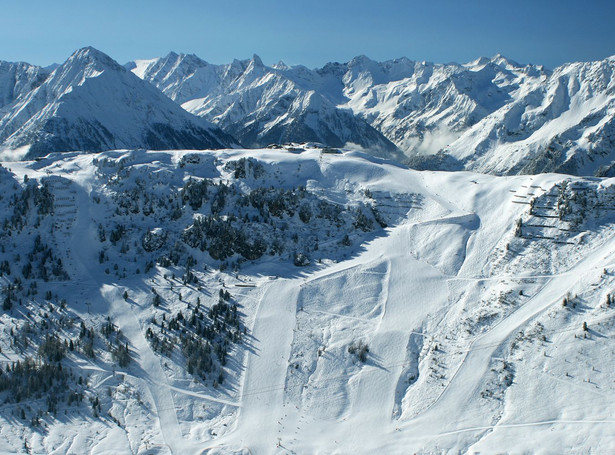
[{"xmin": 1, "ymin": 47, "xmax": 615, "ymax": 176}]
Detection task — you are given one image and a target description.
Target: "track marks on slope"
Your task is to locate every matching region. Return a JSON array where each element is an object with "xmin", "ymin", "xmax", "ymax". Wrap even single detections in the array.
[
  {"xmin": 101, "ymin": 285, "xmax": 186, "ymax": 455},
  {"xmin": 407, "ymin": 212, "xmax": 481, "ymax": 276},
  {"xmin": 403, "ymin": 231, "xmax": 615, "ymax": 447},
  {"xmin": 285, "ymin": 261, "xmax": 389, "ymax": 421},
  {"xmin": 230, "ymin": 280, "xmax": 299, "ymax": 453}
]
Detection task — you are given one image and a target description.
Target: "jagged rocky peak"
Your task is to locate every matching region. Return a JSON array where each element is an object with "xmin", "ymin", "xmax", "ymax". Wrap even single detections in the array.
[
  {"xmin": 250, "ymin": 53, "xmax": 264, "ymax": 67},
  {"xmin": 348, "ymin": 54, "xmax": 377, "ymax": 67},
  {"xmin": 38, "ymin": 47, "xmax": 129, "ymax": 97},
  {"xmin": 466, "ymin": 54, "xmax": 521, "ymax": 70},
  {"xmin": 239, "ymin": 54, "xmax": 267, "ymax": 81},
  {"xmin": 272, "ymin": 60, "xmax": 290, "ymax": 70},
  {"xmin": 490, "ymin": 53, "xmax": 521, "ymax": 68},
  {"xmin": 3, "ymin": 48, "xmax": 615, "ymax": 175},
  {"xmin": 163, "ymin": 51, "xmax": 209, "ymax": 69}
]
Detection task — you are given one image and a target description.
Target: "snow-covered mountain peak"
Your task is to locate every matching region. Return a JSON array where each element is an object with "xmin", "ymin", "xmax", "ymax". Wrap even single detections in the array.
[
  {"xmin": 466, "ymin": 56, "xmax": 491, "ymax": 67},
  {"xmin": 165, "ymin": 50, "xmax": 180, "ymax": 60},
  {"xmin": 0, "ymin": 47, "xmax": 237, "ymax": 159},
  {"xmin": 238, "ymin": 54, "xmax": 267, "ymax": 83},
  {"xmin": 344, "ymin": 55, "xmax": 388, "ymax": 94},
  {"xmin": 166, "ymin": 51, "xmax": 209, "ymax": 68},
  {"xmin": 250, "ymin": 53, "xmax": 264, "ymax": 67},
  {"xmin": 465, "ymin": 54, "xmax": 520, "ymax": 71},
  {"xmin": 65, "ymin": 46, "xmax": 125, "ymax": 75},
  {"xmin": 128, "ymin": 52, "xmax": 401, "ymax": 154},
  {"xmin": 273, "ymin": 60, "xmax": 290, "ymax": 70},
  {"xmin": 2, "ymin": 48, "xmax": 610, "ymax": 175},
  {"xmin": 348, "ymin": 54, "xmax": 377, "ymax": 67},
  {"xmin": 45, "ymin": 48, "xmax": 122, "ymax": 92},
  {"xmin": 489, "ymin": 53, "xmax": 521, "ymax": 68}
]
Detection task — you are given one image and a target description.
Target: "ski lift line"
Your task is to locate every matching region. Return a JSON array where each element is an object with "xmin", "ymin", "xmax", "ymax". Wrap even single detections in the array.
[
  {"xmin": 424, "ymin": 417, "xmax": 615, "ymax": 441},
  {"xmin": 535, "ymin": 367, "xmax": 610, "ymax": 399},
  {"xmin": 447, "ymin": 257, "xmax": 615, "ymax": 283}
]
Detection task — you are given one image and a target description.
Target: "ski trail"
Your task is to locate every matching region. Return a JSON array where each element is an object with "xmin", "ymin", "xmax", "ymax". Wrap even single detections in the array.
[
  {"xmin": 102, "ymin": 285, "xmax": 188, "ymax": 455},
  {"xmin": 222, "ymin": 279, "xmax": 299, "ymax": 454},
  {"xmin": 45, "ymin": 177, "xmax": 93, "ymax": 284},
  {"xmin": 447, "ymin": 260, "xmax": 615, "ymax": 282},
  {"xmin": 163, "ymin": 384, "xmax": 240, "ymax": 407},
  {"xmin": 408, "ymin": 230, "xmax": 615, "ymax": 435},
  {"xmin": 342, "ymin": 224, "xmax": 450, "ymax": 450},
  {"xmin": 63, "ymin": 180, "xmax": 98, "ymax": 285},
  {"xmin": 63, "ymin": 180, "xmax": 189, "ymax": 454},
  {"xmin": 437, "ymin": 418, "xmax": 615, "ymax": 438}
]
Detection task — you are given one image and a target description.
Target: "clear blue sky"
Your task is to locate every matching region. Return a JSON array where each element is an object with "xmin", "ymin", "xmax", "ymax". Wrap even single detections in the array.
[{"xmin": 1, "ymin": 0, "xmax": 614, "ymax": 69}]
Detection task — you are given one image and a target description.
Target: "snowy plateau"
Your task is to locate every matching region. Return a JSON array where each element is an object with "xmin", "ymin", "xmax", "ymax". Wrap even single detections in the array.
[{"xmin": 0, "ymin": 46, "xmax": 614, "ymax": 455}]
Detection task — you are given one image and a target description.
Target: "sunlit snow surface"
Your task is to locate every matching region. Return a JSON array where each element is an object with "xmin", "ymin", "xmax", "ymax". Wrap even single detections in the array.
[{"xmin": 1, "ymin": 146, "xmax": 614, "ymax": 454}]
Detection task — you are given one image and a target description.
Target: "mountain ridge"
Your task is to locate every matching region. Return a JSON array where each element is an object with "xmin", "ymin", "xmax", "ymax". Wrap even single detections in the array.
[
  {"xmin": 1, "ymin": 47, "xmax": 615, "ymax": 176},
  {"xmin": 131, "ymin": 51, "xmax": 402, "ymax": 158},
  {"xmin": 0, "ymin": 47, "xmax": 237, "ymax": 159},
  {"xmin": 132, "ymin": 51, "xmax": 615, "ymax": 176}
]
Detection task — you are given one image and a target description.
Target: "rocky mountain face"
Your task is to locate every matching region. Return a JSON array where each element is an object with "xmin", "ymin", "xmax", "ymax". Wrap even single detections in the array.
[
  {"xmin": 0, "ymin": 61, "xmax": 50, "ymax": 109},
  {"xmin": 0, "ymin": 48, "xmax": 237, "ymax": 159},
  {"xmin": 133, "ymin": 52, "xmax": 615, "ymax": 176},
  {"xmin": 131, "ymin": 52, "xmax": 401, "ymax": 158},
  {"xmin": 439, "ymin": 57, "xmax": 615, "ymax": 176}
]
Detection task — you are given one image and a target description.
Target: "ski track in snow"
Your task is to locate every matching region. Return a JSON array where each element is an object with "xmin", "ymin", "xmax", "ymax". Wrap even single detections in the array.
[
  {"xmin": 102, "ymin": 284, "xmax": 188, "ymax": 455},
  {"xmin": 219, "ymin": 280, "xmax": 300, "ymax": 453},
  {"xmin": 398, "ymin": 223, "xmax": 615, "ymax": 449},
  {"xmin": 66, "ymin": 177, "xmax": 192, "ymax": 455}
]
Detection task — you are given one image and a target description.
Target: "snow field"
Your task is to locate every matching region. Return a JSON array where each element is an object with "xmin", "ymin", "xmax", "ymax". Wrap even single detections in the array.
[{"xmin": 1, "ymin": 148, "xmax": 614, "ymax": 454}]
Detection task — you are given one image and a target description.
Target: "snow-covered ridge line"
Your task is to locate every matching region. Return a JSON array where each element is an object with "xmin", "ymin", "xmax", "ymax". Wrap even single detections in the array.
[{"xmin": 2, "ymin": 46, "xmax": 615, "ymax": 175}]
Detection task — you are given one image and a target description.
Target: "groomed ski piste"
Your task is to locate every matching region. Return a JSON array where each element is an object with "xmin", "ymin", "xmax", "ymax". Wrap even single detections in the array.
[{"xmin": 0, "ymin": 145, "xmax": 614, "ymax": 454}]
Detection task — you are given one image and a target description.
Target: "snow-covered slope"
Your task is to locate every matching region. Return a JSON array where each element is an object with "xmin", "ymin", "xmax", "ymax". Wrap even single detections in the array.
[
  {"xmin": 132, "ymin": 52, "xmax": 615, "ymax": 176},
  {"xmin": 0, "ymin": 48, "xmax": 237, "ymax": 160},
  {"xmin": 0, "ymin": 146, "xmax": 614, "ymax": 453},
  {"xmin": 0, "ymin": 61, "xmax": 49, "ymax": 109},
  {"xmin": 440, "ymin": 57, "xmax": 615, "ymax": 176},
  {"xmin": 341, "ymin": 55, "xmax": 546, "ymax": 154}
]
